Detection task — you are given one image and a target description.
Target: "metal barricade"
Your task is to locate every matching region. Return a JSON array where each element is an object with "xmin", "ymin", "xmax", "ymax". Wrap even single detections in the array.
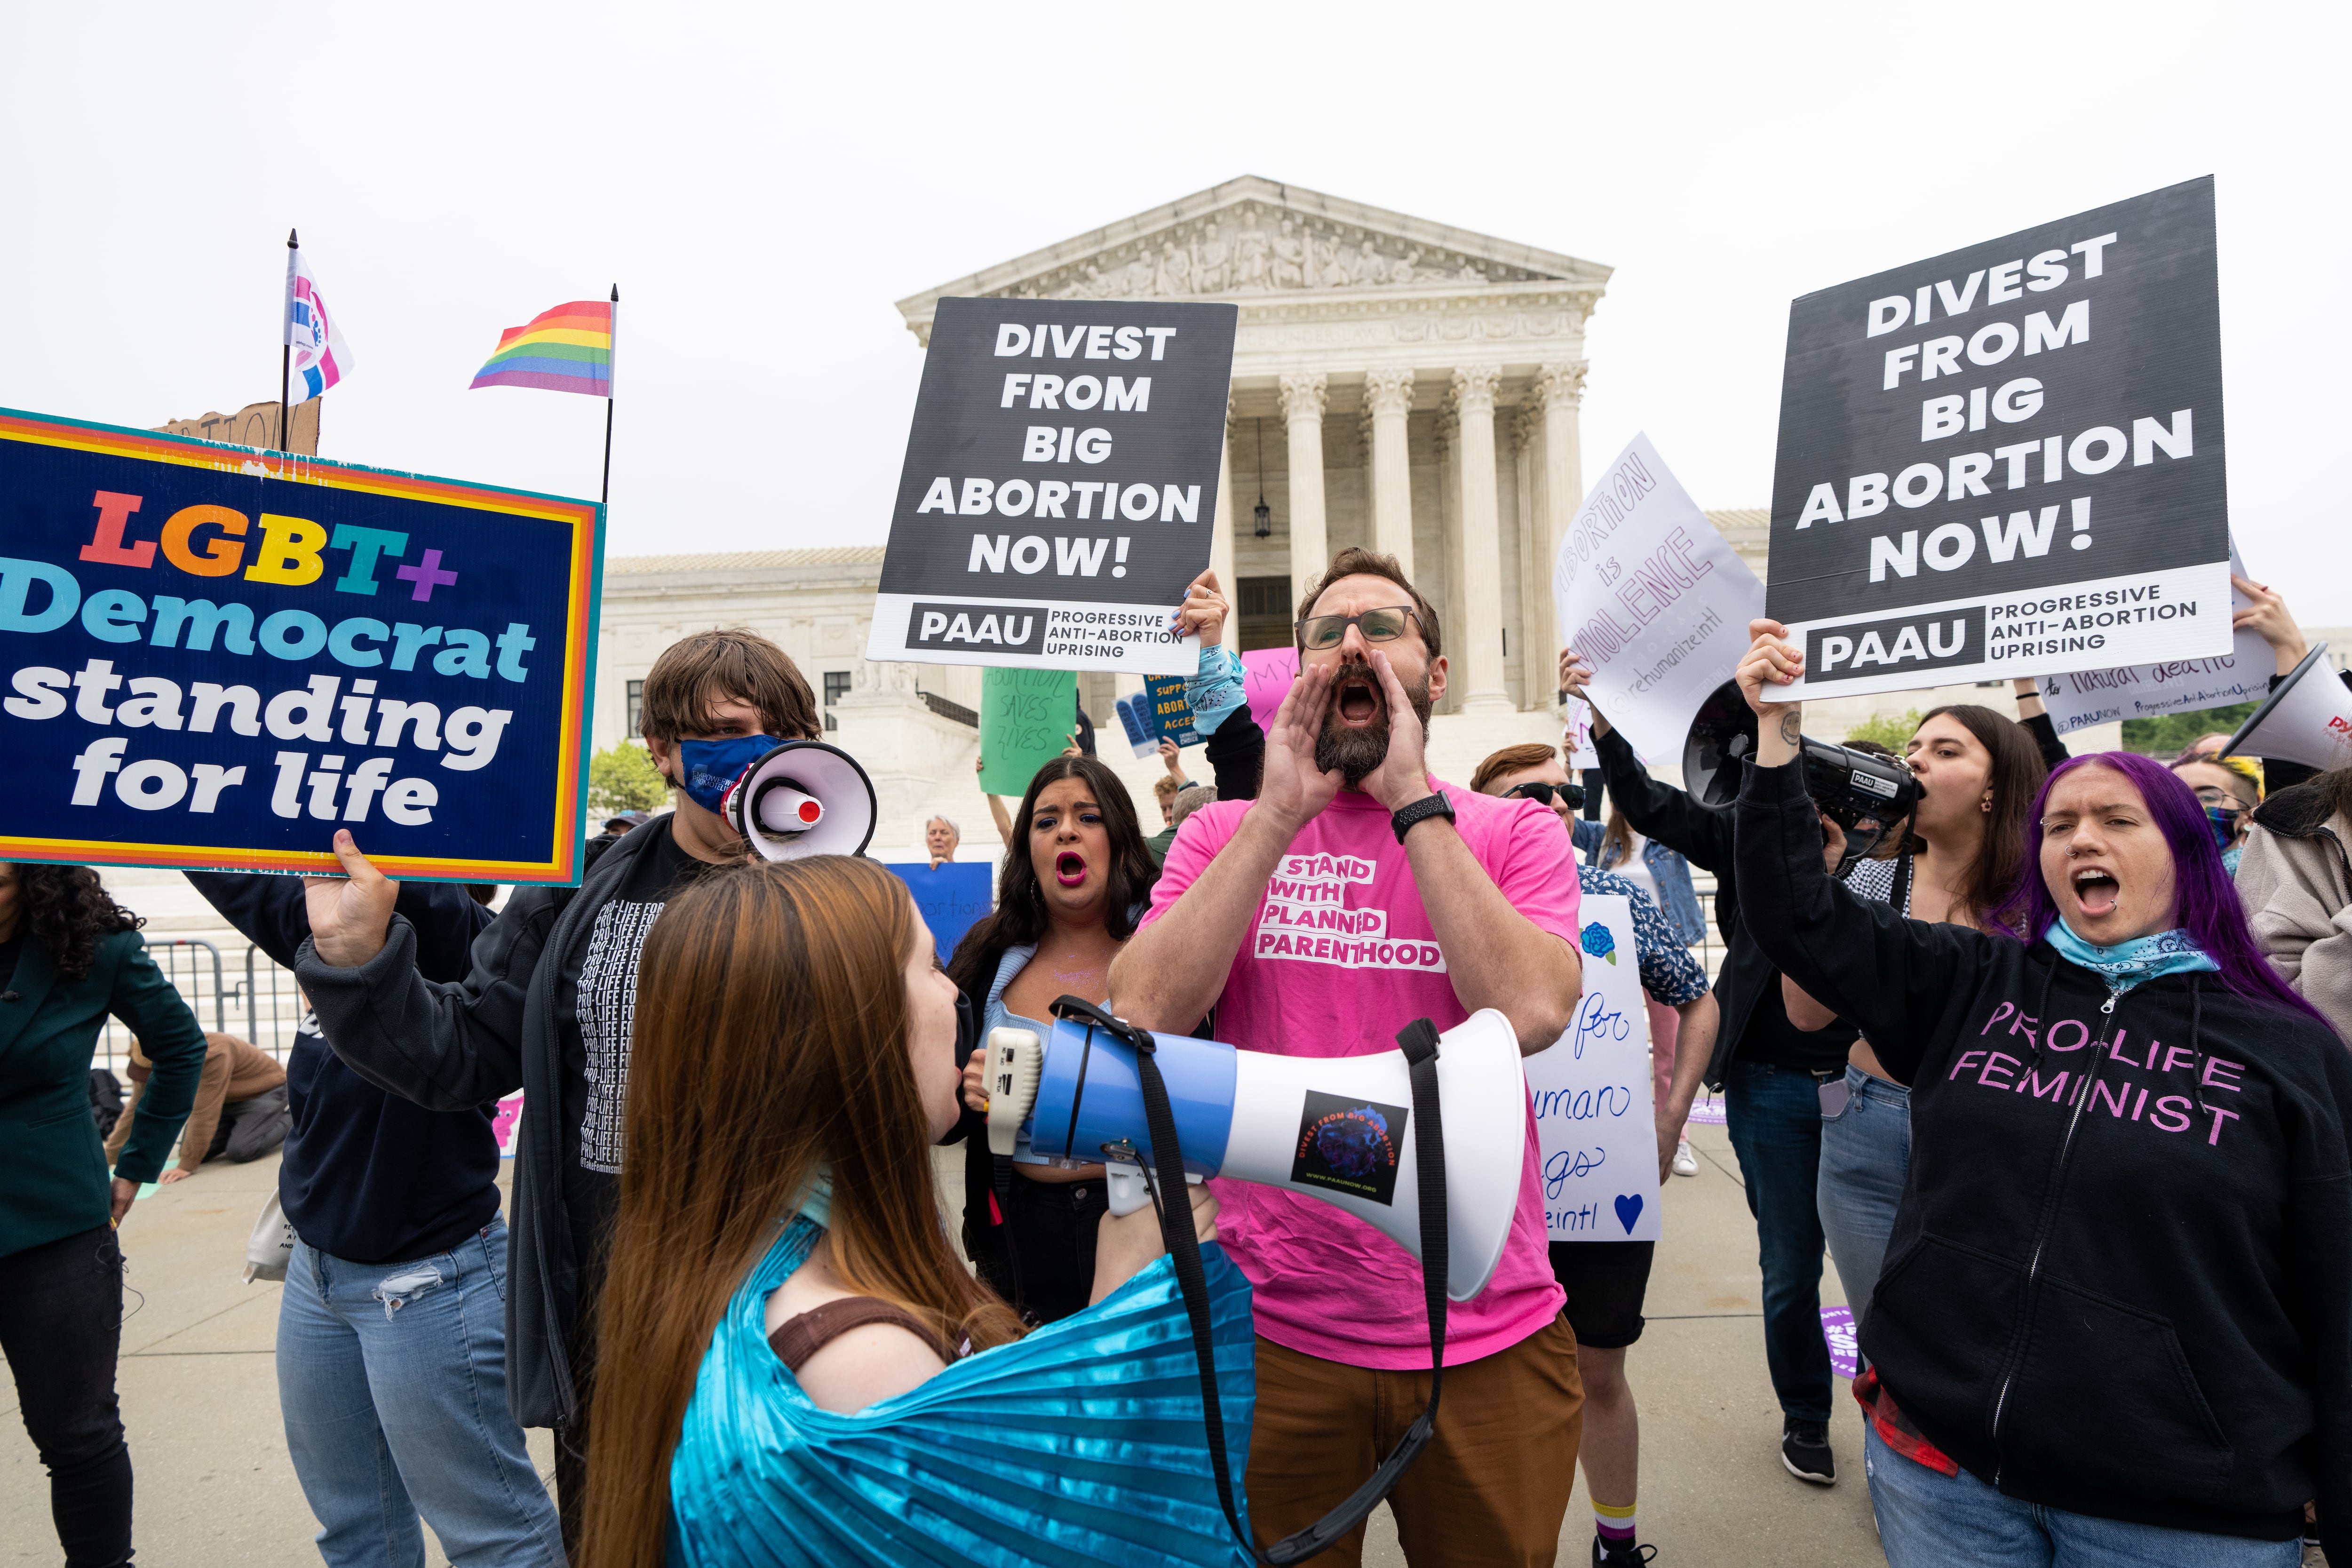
[
  {"xmin": 89, "ymin": 936, "xmax": 309, "ymax": 1075},
  {"xmin": 240, "ymin": 942, "xmax": 307, "ymax": 1063}
]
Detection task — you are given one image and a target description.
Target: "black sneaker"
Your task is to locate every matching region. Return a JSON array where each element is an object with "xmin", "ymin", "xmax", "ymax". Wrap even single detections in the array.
[
  {"xmin": 1592, "ymin": 1534, "xmax": 1656, "ymax": 1566},
  {"xmin": 1782, "ymin": 1418, "xmax": 1836, "ymax": 1484}
]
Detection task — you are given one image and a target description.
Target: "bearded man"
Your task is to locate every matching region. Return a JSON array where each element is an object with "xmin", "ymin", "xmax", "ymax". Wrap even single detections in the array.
[{"xmin": 1112, "ymin": 547, "xmax": 1588, "ymax": 1568}]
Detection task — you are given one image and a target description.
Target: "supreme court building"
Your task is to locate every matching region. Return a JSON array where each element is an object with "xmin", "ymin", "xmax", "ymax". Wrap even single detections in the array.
[{"xmin": 593, "ymin": 179, "xmax": 1783, "ymax": 857}]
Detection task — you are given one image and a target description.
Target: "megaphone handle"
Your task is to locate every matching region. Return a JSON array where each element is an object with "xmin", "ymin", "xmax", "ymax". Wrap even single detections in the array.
[{"xmin": 1107, "ymin": 1161, "xmax": 1201, "ymax": 1217}]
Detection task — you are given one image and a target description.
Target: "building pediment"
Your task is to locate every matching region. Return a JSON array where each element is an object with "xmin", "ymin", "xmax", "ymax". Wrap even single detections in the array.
[{"xmin": 897, "ymin": 175, "xmax": 1611, "ymax": 342}]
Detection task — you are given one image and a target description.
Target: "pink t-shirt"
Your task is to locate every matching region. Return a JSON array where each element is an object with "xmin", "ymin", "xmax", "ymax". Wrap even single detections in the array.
[{"xmin": 1141, "ymin": 779, "xmax": 1577, "ymax": 1368}]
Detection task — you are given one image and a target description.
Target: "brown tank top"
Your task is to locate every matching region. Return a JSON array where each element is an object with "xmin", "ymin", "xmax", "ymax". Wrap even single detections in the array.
[{"xmin": 768, "ymin": 1298, "xmax": 954, "ymax": 1371}]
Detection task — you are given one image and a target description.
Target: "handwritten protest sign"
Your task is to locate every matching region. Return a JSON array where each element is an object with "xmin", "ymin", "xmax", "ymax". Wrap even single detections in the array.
[
  {"xmin": 1769, "ymin": 177, "xmax": 2230, "ymax": 699},
  {"xmin": 887, "ymin": 862, "xmax": 993, "ymax": 958},
  {"xmin": 2038, "ymin": 544, "xmax": 2265, "ymax": 736},
  {"xmin": 1525, "ymin": 895, "xmax": 1661, "ymax": 1243},
  {"xmin": 0, "ymin": 410, "xmax": 600, "ymax": 883},
  {"xmin": 977, "ymin": 667, "xmax": 1077, "ymax": 795},
  {"xmin": 1240, "ymin": 645, "xmax": 1298, "ymax": 735},
  {"xmin": 870, "ymin": 297, "xmax": 1237, "ymax": 675},
  {"xmin": 1552, "ymin": 434, "xmax": 1764, "ymax": 763}
]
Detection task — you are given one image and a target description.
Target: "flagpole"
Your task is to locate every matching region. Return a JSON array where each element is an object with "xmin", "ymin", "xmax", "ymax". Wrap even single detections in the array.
[
  {"xmin": 600, "ymin": 283, "xmax": 617, "ymax": 505},
  {"xmin": 278, "ymin": 229, "xmax": 298, "ymax": 454}
]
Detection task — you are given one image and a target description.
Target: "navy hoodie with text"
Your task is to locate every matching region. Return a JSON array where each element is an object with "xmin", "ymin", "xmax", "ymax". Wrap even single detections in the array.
[{"xmin": 1736, "ymin": 758, "xmax": 2352, "ymax": 1553}]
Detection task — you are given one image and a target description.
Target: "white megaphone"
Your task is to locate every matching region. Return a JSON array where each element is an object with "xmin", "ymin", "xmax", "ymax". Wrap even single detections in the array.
[
  {"xmin": 980, "ymin": 1005, "xmax": 1527, "ymax": 1301},
  {"xmin": 2223, "ymin": 644, "xmax": 2352, "ymax": 773},
  {"xmin": 720, "ymin": 740, "xmax": 879, "ymax": 861}
]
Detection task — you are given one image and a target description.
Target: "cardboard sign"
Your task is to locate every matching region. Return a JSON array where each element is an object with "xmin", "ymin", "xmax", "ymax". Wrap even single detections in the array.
[
  {"xmin": 2038, "ymin": 543, "xmax": 2265, "ymax": 735},
  {"xmin": 869, "ymin": 297, "xmax": 1238, "ymax": 675},
  {"xmin": 1553, "ymin": 434, "xmax": 1764, "ymax": 763},
  {"xmin": 977, "ymin": 667, "xmax": 1077, "ymax": 796},
  {"xmin": 1768, "ymin": 177, "xmax": 2230, "ymax": 699},
  {"xmin": 1526, "ymin": 895, "xmax": 1661, "ymax": 1242},
  {"xmin": 0, "ymin": 410, "xmax": 600, "ymax": 883},
  {"xmin": 887, "ymin": 861, "xmax": 994, "ymax": 960}
]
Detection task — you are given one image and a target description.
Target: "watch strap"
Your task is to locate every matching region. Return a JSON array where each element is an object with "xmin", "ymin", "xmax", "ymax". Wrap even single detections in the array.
[{"xmin": 1391, "ymin": 792, "xmax": 1455, "ymax": 844}]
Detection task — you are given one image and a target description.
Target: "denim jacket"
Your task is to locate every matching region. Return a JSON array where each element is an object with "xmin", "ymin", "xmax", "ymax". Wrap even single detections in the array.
[{"xmin": 1572, "ymin": 817, "xmax": 1707, "ymax": 947}]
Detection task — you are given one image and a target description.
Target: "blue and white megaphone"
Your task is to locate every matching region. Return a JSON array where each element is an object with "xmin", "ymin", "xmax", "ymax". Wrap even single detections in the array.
[{"xmin": 981, "ymin": 1004, "xmax": 1528, "ymax": 1301}]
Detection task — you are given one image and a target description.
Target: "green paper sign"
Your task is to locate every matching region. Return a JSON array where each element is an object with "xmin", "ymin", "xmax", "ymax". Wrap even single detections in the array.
[{"xmin": 978, "ymin": 668, "xmax": 1078, "ymax": 796}]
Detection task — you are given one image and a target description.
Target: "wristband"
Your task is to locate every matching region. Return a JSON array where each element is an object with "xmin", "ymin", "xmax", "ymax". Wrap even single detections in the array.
[{"xmin": 1391, "ymin": 792, "xmax": 1455, "ymax": 844}]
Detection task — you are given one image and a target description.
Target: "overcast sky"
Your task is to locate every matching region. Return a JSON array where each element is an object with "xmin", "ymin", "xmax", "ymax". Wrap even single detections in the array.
[{"xmin": 7, "ymin": 4, "xmax": 2346, "ymax": 615}]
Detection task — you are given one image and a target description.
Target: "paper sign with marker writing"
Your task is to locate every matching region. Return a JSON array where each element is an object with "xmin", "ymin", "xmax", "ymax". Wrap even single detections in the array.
[
  {"xmin": 1553, "ymin": 434, "xmax": 1764, "ymax": 763},
  {"xmin": 1526, "ymin": 894, "xmax": 1661, "ymax": 1242},
  {"xmin": 2037, "ymin": 543, "xmax": 2265, "ymax": 735},
  {"xmin": 978, "ymin": 667, "xmax": 1077, "ymax": 795},
  {"xmin": 1240, "ymin": 645, "xmax": 1298, "ymax": 735}
]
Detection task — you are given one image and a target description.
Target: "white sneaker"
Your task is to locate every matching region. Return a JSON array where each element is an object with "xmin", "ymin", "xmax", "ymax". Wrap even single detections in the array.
[{"xmin": 1671, "ymin": 1139, "xmax": 1698, "ymax": 1178}]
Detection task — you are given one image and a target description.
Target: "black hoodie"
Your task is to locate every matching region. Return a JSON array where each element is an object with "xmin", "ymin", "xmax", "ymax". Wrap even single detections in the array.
[{"xmin": 1737, "ymin": 757, "xmax": 2352, "ymax": 1552}]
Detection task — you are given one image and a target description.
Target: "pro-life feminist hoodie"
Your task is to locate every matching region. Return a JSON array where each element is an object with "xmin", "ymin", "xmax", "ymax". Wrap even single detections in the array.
[{"xmin": 1737, "ymin": 758, "xmax": 2352, "ymax": 1552}]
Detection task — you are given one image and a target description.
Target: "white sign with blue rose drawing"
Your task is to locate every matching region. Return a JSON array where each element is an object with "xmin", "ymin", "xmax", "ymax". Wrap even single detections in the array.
[{"xmin": 1526, "ymin": 894, "xmax": 1662, "ymax": 1243}]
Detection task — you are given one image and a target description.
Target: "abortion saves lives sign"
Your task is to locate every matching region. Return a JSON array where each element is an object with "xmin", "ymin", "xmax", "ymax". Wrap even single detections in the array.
[
  {"xmin": 0, "ymin": 411, "xmax": 601, "ymax": 883},
  {"xmin": 1526, "ymin": 895, "xmax": 1661, "ymax": 1244},
  {"xmin": 869, "ymin": 297, "xmax": 1237, "ymax": 676},
  {"xmin": 1767, "ymin": 177, "xmax": 2230, "ymax": 699}
]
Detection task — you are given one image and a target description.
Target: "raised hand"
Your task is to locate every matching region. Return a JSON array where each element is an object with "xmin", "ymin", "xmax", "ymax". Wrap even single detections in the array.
[
  {"xmin": 1557, "ymin": 646, "xmax": 1612, "ymax": 736},
  {"xmin": 303, "ymin": 829, "xmax": 400, "ymax": 968},
  {"xmin": 1172, "ymin": 568, "xmax": 1232, "ymax": 647},
  {"xmin": 1734, "ymin": 618, "xmax": 1805, "ymax": 766},
  {"xmin": 1359, "ymin": 649, "xmax": 1434, "ymax": 813},
  {"xmin": 1258, "ymin": 660, "xmax": 1342, "ymax": 832},
  {"xmin": 2232, "ymin": 573, "xmax": 2310, "ymax": 675}
]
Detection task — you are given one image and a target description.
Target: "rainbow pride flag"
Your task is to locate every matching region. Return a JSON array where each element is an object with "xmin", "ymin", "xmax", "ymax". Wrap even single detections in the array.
[{"xmin": 469, "ymin": 298, "xmax": 613, "ymax": 396}]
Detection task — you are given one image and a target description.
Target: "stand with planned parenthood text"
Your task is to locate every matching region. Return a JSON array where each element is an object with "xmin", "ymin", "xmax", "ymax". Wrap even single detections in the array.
[
  {"xmin": 867, "ymin": 297, "xmax": 1236, "ymax": 675},
  {"xmin": 1525, "ymin": 895, "xmax": 1661, "ymax": 1243},
  {"xmin": 1766, "ymin": 177, "xmax": 2231, "ymax": 699},
  {"xmin": 0, "ymin": 410, "xmax": 601, "ymax": 883}
]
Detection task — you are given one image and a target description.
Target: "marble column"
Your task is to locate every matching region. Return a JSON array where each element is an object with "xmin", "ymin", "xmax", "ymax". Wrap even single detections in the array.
[
  {"xmin": 1279, "ymin": 372, "xmax": 1329, "ymax": 610},
  {"xmin": 1449, "ymin": 366, "xmax": 1511, "ymax": 714},
  {"xmin": 1534, "ymin": 362, "xmax": 1589, "ymax": 682},
  {"xmin": 1209, "ymin": 400, "xmax": 1236, "ymax": 594},
  {"xmin": 1361, "ymin": 368, "xmax": 1415, "ymax": 577}
]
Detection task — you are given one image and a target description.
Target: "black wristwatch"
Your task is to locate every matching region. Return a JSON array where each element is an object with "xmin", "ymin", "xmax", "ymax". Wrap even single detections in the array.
[{"xmin": 1391, "ymin": 792, "xmax": 1455, "ymax": 844}]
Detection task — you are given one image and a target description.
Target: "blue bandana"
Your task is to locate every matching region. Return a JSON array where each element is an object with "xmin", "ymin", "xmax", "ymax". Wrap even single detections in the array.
[
  {"xmin": 2044, "ymin": 919, "xmax": 2219, "ymax": 994},
  {"xmin": 675, "ymin": 734, "xmax": 783, "ymax": 815}
]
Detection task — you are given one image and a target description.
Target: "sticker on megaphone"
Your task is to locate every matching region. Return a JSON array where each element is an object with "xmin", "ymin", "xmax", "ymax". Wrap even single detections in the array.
[
  {"xmin": 980, "ymin": 1006, "xmax": 1528, "ymax": 1303},
  {"xmin": 718, "ymin": 740, "xmax": 879, "ymax": 862}
]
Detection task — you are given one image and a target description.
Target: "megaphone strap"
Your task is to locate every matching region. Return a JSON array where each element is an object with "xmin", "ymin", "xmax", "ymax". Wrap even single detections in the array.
[{"xmin": 1120, "ymin": 1005, "xmax": 1454, "ymax": 1567}]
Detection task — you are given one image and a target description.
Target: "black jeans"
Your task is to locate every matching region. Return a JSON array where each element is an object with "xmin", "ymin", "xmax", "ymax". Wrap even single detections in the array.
[
  {"xmin": 970, "ymin": 1173, "xmax": 1108, "ymax": 1324},
  {"xmin": 0, "ymin": 1225, "xmax": 131, "ymax": 1567}
]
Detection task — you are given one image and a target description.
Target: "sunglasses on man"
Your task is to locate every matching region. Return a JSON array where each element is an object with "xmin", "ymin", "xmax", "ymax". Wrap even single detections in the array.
[{"xmin": 1505, "ymin": 780, "xmax": 1586, "ymax": 811}]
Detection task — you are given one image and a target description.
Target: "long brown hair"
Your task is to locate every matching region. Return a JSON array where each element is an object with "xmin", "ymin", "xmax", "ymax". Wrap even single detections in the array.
[
  {"xmin": 1915, "ymin": 703, "xmax": 2048, "ymax": 928},
  {"xmin": 947, "ymin": 755, "xmax": 1157, "ymax": 997},
  {"xmin": 582, "ymin": 856, "xmax": 1023, "ymax": 1568}
]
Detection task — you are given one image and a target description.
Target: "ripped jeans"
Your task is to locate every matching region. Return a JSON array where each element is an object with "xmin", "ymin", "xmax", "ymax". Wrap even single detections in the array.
[{"xmin": 278, "ymin": 1221, "xmax": 562, "ymax": 1568}]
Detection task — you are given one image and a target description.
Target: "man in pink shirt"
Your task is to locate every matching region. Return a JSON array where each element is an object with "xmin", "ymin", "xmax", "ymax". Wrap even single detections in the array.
[{"xmin": 1114, "ymin": 547, "xmax": 1587, "ymax": 1567}]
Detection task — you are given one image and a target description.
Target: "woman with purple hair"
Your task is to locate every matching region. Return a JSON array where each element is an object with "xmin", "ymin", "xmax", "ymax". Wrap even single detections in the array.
[{"xmin": 1726, "ymin": 620, "xmax": 2352, "ymax": 1568}]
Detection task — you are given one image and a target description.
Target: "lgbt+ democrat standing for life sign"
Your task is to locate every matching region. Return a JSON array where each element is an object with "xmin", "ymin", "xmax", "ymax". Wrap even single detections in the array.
[
  {"xmin": 1766, "ymin": 177, "xmax": 2229, "ymax": 700},
  {"xmin": 869, "ymin": 297, "xmax": 1237, "ymax": 676},
  {"xmin": 0, "ymin": 411, "xmax": 602, "ymax": 884}
]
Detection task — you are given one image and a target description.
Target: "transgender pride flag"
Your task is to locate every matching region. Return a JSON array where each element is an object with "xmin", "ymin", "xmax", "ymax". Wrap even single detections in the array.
[{"xmin": 284, "ymin": 242, "xmax": 355, "ymax": 404}]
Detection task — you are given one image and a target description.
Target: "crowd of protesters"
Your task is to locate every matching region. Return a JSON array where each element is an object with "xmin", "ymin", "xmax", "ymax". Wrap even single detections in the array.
[{"xmin": 15, "ymin": 550, "xmax": 2352, "ymax": 1568}]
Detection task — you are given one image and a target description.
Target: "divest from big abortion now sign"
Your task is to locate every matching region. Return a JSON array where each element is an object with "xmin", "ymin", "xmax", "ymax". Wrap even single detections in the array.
[
  {"xmin": 869, "ymin": 297, "xmax": 1238, "ymax": 675},
  {"xmin": 1767, "ymin": 177, "xmax": 2231, "ymax": 699}
]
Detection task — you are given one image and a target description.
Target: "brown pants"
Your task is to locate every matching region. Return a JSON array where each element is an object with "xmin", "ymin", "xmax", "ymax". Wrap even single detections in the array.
[{"xmin": 1246, "ymin": 1315, "xmax": 1584, "ymax": 1567}]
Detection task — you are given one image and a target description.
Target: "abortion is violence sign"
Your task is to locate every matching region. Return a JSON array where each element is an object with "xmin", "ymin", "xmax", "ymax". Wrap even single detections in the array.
[
  {"xmin": 869, "ymin": 296, "xmax": 1237, "ymax": 676},
  {"xmin": 1767, "ymin": 177, "xmax": 2228, "ymax": 700},
  {"xmin": 0, "ymin": 411, "xmax": 601, "ymax": 883}
]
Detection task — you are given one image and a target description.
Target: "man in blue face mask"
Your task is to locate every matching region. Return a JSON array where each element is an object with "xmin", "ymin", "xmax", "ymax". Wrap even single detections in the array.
[{"xmin": 289, "ymin": 628, "xmax": 822, "ymax": 1557}]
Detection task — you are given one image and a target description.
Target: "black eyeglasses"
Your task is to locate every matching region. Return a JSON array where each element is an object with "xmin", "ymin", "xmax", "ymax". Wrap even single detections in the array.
[
  {"xmin": 1296, "ymin": 605, "xmax": 1420, "ymax": 651},
  {"xmin": 1507, "ymin": 780, "xmax": 1585, "ymax": 810}
]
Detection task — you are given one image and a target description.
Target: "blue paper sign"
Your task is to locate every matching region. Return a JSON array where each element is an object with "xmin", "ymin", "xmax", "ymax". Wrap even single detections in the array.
[
  {"xmin": 1144, "ymin": 673, "xmax": 1199, "ymax": 748},
  {"xmin": 888, "ymin": 861, "xmax": 994, "ymax": 960},
  {"xmin": 1113, "ymin": 693, "xmax": 1156, "ymax": 757},
  {"xmin": 0, "ymin": 410, "xmax": 602, "ymax": 883}
]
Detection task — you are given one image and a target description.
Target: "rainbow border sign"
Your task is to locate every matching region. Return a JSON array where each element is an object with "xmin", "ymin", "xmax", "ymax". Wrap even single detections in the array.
[{"xmin": 0, "ymin": 410, "xmax": 602, "ymax": 885}]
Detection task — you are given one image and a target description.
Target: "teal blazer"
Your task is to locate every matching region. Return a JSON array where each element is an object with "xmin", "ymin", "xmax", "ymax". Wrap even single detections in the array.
[{"xmin": 1, "ymin": 929, "xmax": 207, "ymax": 1257}]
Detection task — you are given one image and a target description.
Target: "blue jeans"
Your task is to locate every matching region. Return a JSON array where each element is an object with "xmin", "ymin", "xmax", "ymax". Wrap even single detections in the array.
[
  {"xmin": 1816, "ymin": 1064, "xmax": 1911, "ymax": 1338},
  {"xmin": 1724, "ymin": 1060, "xmax": 1832, "ymax": 1424},
  {"xmin": 1864, "ymin": 1425, "xmax": 2301, "ymax": 1566},
  {"xmin": 278, "ymin": 1221, "xmax": 563, "ymax": 1568}
]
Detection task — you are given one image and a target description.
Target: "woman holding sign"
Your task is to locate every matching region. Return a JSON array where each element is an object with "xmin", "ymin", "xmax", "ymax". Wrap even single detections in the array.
[{"xmin": 1730, "ymin": 618, "xmax": 2351, "ymax": 1568}]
